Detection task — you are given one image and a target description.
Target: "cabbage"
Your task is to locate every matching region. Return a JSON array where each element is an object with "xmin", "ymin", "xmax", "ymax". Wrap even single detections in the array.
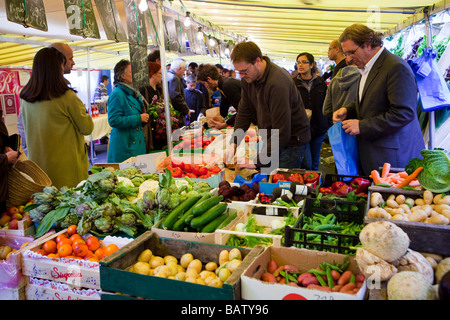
[{"xmin": 405, "ymin": 148, "xmax": 450, "ymax": 193}]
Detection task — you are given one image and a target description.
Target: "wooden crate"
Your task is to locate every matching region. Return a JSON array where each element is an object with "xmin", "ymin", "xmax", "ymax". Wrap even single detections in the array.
[
  {"xmin": 0, "ymin": 275, "xmax": 27, "ymax": 300},
  {"xmin": 365, "ymin": 188, "xmax": 450, "ymax": 256},
  {"xmin": 99, "ymin": 231, "xmax": 264, "ymax": 300},
  {"xmin": 21, "ymin": 229, "xmax": 101, "ymax": 290},
  {"xmin": 0, "ymin": 219, "xmax": 35, "ymax": 236}
]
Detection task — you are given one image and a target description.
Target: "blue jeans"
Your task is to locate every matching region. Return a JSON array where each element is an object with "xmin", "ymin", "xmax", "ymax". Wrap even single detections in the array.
[
  {"xmin": 279, "ymin": 143, "xmax": 309, "ymax": 169},
  {"xmin": 303, "ymin": 134, "xmax": 326, "ymax": 170}
]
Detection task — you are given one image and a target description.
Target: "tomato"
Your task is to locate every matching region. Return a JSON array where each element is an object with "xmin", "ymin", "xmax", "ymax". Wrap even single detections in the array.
[
  {"xmin": 186, "ymin": 173, "xmax": 197, "ymax": 178},
  {"xmin": 210, "ymin": 166, "xmax": 221, "ymax": 174},
  {"xmin": 184, "ymin": 163, "xmax": 192, "ymax": 173},
  {"xmin": 192, "ymin": 165, "xmax": 207, "ymax": 176},
  {"xmin": 168, "ymin": 166, "xmax": 183, "ymax": 178},
  {"xmin": 244, "ymin": 135, "xmax": 250, "ymax": 143}
]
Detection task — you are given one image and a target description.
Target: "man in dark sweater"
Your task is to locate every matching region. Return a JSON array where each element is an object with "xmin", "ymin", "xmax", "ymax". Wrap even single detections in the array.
[
  {"xmin": 184, "ymin": 74, "xmax": 205, "ymax": 123},
  {"xmin": 228, "ymin": 41, "xmax": 311, "ymax": 171},
  {"xmin": 197, "ymin": 63, "xmax": 242, "ymax": 128}
]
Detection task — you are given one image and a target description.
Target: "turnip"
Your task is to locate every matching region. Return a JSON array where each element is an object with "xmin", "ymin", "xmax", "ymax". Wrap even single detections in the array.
[
  {"xmin": 435, "ymin": 257, "xmax": 450, "ymax": 283},
  {"xmin": 387, "ymin": 271, "xmax": 436, "ymax": 300},
  {"xmin": 359, "ymin": 221, "xmax": 410, "ymax": 262}
]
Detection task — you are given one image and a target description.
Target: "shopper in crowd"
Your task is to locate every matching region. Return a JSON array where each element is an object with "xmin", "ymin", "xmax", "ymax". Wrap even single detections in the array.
[
  {"xmin": 227, "ymin": 41, "xmax": 311, "ymax": 170},
  {"xmin": 323, "ymin": 40, "xmax": 347, "ymax": 82},
  {"xmin": 147, "ymin": 49, "xmax": 161, "ymax": 64},
  {"xmin": 188, "ymin": 62, "xmax": 210, "ymax": 117},
  {"xmin": 215, "ymin": 64, "xmax": 224, "ymax": 74},
  {"xmin": 322, "ymin": 64, "xmax": 360, "ymax": 119},
  {"xmin": 184, "ymin": 74, "xmax": 204, "ymax": 123},
  {"xmin": 197, "ymin": 63, "xmax": 242, "ymax": 128},
  {"xmin": 333, "ymin": 24, "xmax": 425, "ymax": 176},
  {"xmin": 19, "ymin": 47, "xmax": 93, "ymax": 189},
  {"xmin": 167, "ymin": 58, "xmax": 191, "ymax": 126},
  {"xmin": 139, "ymin": 61, "xmax": 164, "ymax": 152},
  {"xmin": 48, "ymin": 42, "xmax": 76, "ymax": 75},
  {"xmin": 93, "ymin": 75, "xmax": 109, "ymax": 113},
  {"xmin": 107, "ymin": 59, "xmax": 149, "ymax": 163},
  {"xmin": 294, "ymin": 52, "xmax": 330, "ymax": 170},
  {"xmin": 0, "ymin": 110, "xmax": 20, "ymax": 213},
  {"xmin": 221, "ymin": 68, "xmax": 230, "ymax": 78}
]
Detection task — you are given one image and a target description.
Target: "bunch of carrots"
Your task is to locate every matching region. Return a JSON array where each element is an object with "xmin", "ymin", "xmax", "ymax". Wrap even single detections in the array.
[{"xmin": 370, "ymin": 163, "xmax": 424, "ymax": 189}]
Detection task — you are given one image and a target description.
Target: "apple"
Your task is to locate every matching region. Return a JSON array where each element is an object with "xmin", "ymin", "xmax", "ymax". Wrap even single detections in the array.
[
  {"xmin": 22, "ymin": 215, "xmax": 32, "ymax": 228},
  {"xmin": 7, "ymin": 207, "xmax": 19, "ymax": 216},
  {"xmin": 8, "ymin": 219, "xmax": 19, "ymax": 230},
  {"xmin": 0, "ymin": 215, "xmax": 11, "ymax": 227},
  {"xmin": 17, "ymin": 205, "xmax": 25, "ymax": 214},
  {"xmin": 10, "ymin": 213, "xmax": 22, "ymax": 221}
]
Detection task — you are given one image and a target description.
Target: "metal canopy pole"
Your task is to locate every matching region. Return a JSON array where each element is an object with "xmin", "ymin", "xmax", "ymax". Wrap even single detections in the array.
[
  {"xmin": 86, "ymin": 47, "xmax": 95, "ymax": 164},
  {"xmin": 156, "ymin": 0, "xmax": 173, "ymax": 155},
  {"xmin": 424, "ymin": 8, "xmax": 435, "ymax": 150}
]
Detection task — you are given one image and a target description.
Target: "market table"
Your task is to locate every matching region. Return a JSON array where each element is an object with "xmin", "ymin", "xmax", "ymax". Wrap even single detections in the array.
[{"xmin": 84, "ymin": 114, "xmax": 111, "ymax": 144}]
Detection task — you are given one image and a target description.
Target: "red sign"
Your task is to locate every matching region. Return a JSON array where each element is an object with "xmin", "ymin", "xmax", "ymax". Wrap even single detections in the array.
[{"xmin": 0, "ymin": 68, "xmax": 31, "ymax": 116}]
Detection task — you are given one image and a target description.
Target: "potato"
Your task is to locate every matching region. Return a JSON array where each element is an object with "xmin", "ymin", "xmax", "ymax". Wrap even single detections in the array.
[
  {"xmin": 154, "ymin": 265, "xmax": 171, "ymax": 278},
  {"xmin": 415, "ymin": 198, "xmax": 426, "ymax": 206},
  {"xmin": 219, "ymin": 250, "xmax": 229, "ymax": 265},
  {"xmin": 166, "ymin": 261, "xmax": 178, "ymax": 276},
  {"xmin": 180, "ymin": 253, "xmax": 194, "ymax": 268},
  {"xmin": 229, "ymin": 248, "xmax": 242, "ymax": 261},
  {"xmin": 405, "ymin": 198, "xmax": 415, "ymax": 207},
  {"xmin": 386, "ymin": 199, "xmax": 399, "ymax": 208},
  {"xmin": 200, "ymin": 270, "xmax": 215, "ymax": 280},
  {"xmin": 133, "ymin": 262, "xmax": 150, "ymax": 275},
  {"xmin": 196, "ymin": 278, "xmax": 206, "ymax": 285},
  {"xmin": 185, "ymin": 268, "xmax": 198, "ymax": 279},
  {"xmin": 150, "ymin": 256, "xmax": 165, "ymax": 269},
  {"xmin": 208, "ymin": 278, "xmax": 223, "ymax": 288},
  {"xmin": 425, "ymin": 214, "xmax": 449, "ymax": 225},
  {"xmin": 370, "ymin": 192, "xmax": 383, "ymax": 207},
  {"xmin": 226, "ymin": 259, "xmax": 242, "ymax": 272},
  {"xmin": 175, "ymin": 272, "xmax": 186, "ymax": 281},
  {"xmin": 185, "ymin": 277, "xmax": 197, "ymax": 283},
  {"xmin": 0, "ymin": 246, "xmax": 12, "ymax": 260},
  {"xmin": 164, "ymin": 255, "xmax": 177, "ymax": 264},
  {"xmin": 433, "ymin": 194, "xmax": 443, "ymax": 205},
  {"xmin": 204, "ymin": 276, "xmax": 216, "ymax": 285},
  {"xmin": 395, "ymin": 194, "xmax": 406, "ymax": 205},
  {"xmin": 439, "ymin": 195, "xmax": 450, "ymax": 205},
  {"xmin": 423, "ymin": 190, "xmax": 433, "ymax": 205},
  {"xmin": 218, "ymin": 267, "xmax": 231, "ymax": 282},
  {"xmin": 205, "ymin": 262, "xmax": 218, "ymax": 272},
  {"xmin": 137, "ymin": 249, "xmax": 153, "ymax": 262},
  {"xmin": 177, "ymin": 265, "xmax": 185, "ymax": 273},
  {"xmin": 187, "ymin": 259, "xmax": 202, "ymax": 274},
  {"xmin": 408, "ymin": 209, "xmax": 428, "ymax": 222}
]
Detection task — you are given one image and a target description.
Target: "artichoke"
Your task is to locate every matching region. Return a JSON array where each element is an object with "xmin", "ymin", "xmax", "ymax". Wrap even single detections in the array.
[
  {"xmin": 156, "ymin": 188, "xmax": 170, "ymax": 208},
  {"xmin": 28, "ymin": 204, "xmax": 54, "ymax": 223},
  {"xmin": 75, "ymin": 203, "xmax": 92, "ymax": 217},
  {"xmin": 168, "ymin": 194, "xmax": 181, "ymax": 210},
  {"xmin": 142, "ymin": 190, "xmax": 156, "ymax": 210},
  {"xmin": 96, "ymin": 202, "xmax": 118, "ymax": 217},
  {"xmin": 43, "ymin": 186, "xmax": 60, "ymax": 195},
  {"xmin": 57, "ymin": 211, "xmax": 80, "ymax": 228},
  {"xmin": 33, "ymin": 192, "xmax": 56, "ymax": 205},
  {"xmin": 193, "ymin": 181, "xmax": 211, "ymax": 194},
  {"xmin": 94, "ymin": 216, "xmax": 114, "ymax": 233},
  {"xmin": 120, "ymin": 213, "xmax": 137, "ymax": 227},
  {"xmin": 131, "ymin": 175, "xmax": 145, "ymax": 187}
]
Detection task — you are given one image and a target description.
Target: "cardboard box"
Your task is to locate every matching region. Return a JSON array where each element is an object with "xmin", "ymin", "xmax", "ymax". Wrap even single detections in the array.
[
  {"xmin": 151, "ymin": 205, "xmax": 244, "ymax": 244},
  {"xmin": 162, "ymin": 169, "xmax": 225, "ymax": 189},
  {"xmin": 241, "ymin": 246, "xmax": 367, "ymax": 300},
  {"xmin": 25, "ymin": 277, "xmax": 102, "ymax": 300},
  {"xmin": 99, "ymin": 231, "xmax": 264, "ymax": 300},
  {"xmin": 119, "ymin": 152, "xmax": 167, "ymax": 174},
  {"xmin": 365, "ymin": 189, "xmax": 450, "ymax": 256}
]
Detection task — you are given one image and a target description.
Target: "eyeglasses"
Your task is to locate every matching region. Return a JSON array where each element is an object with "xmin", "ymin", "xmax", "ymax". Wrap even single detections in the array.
[
  {"xmin": 344, "ymin": 45, "xmax": 360, "ymax": 57},
  {"xmin": 297, "ymin": 61, "xmax": 310, "ymax": 65},
  {"xmin": 236, "ymin": 64, "xmax": 253, "ymax": 76}
]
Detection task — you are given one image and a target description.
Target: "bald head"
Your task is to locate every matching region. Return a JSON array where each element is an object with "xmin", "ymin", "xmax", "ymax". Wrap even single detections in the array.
[
  {"xmin": 49, "ymin": 43, "xmax": 75, "ymax": 74},
  {"xmin": 328, "ymin": 39, "xmax": 345, "ymax": 63}
]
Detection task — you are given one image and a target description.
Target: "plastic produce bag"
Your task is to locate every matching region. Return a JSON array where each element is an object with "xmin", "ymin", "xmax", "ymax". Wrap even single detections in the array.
[
  {"xmin": 234, "ymin": 172, "xmax": 269, "ymax": 188},
  {"xmin": 0, "ymin": 233, "xmax": 34, "ymax": 289},
  {"xmin": 408, "ymin": 48, "xmax": 450, "ymax": 112},
  {"xmin": 327, "ymin": 121, "xmax": 359, "ymax": 176}
]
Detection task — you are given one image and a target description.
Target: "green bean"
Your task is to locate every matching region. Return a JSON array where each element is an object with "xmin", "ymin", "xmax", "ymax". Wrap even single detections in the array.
[{"xmin": 326, "ymin": 267, "xmax": 334, "ymax": 288}]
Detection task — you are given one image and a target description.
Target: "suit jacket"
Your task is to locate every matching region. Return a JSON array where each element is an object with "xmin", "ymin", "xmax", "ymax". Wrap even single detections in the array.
[
  {"xmin": 346, "ymin": 48, "xmax": 424, "ymax": 175},
  {"xmin": 167, "ymin": 70, "xmax": 189, "ymax": 126}
]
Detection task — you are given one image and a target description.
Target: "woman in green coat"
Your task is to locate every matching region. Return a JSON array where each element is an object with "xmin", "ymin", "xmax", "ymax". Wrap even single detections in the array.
[
  {"xmin": 107, "ymin": 60, "xmax": 150, "ymax": 163},
  {"xmin": 20, "ymin": 47, "xmax": 94, "ymax": 189}
]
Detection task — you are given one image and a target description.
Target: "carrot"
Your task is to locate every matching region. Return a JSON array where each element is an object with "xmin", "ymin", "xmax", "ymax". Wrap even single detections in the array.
[
  {"xmin": 398, "ymin": 171, "xmax": 408, "ymax": 178},
  {"xmin": 381, "ymin": 163, "xmax": 391, "ymax": 178},
  {"xmin": 370, "ymin": 170, "xmax": 382, "ymax": 185},
  {"xmin": 395, "ymin": 167, "xmax": 424, "ymax": 188}
]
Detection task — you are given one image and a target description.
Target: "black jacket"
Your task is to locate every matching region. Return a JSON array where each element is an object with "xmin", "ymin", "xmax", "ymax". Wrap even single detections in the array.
[
  {"xmin": 185, "ymin": 88, "xmax": 204, "ymax": 122},
  {"xmin": 294, "ymin": 75, "xmax": 331, "ymax": 137}
]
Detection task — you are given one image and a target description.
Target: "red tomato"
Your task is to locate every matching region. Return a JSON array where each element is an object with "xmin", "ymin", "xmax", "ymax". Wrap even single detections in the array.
[{"xmin": 184, "ymin": 163, "xmax": 192, "ymax": 173}]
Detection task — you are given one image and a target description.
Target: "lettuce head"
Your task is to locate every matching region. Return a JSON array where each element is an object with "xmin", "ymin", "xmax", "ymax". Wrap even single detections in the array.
[{"xmin": 405, "ymin": 148, "xmax": 450, "ymax": 193}]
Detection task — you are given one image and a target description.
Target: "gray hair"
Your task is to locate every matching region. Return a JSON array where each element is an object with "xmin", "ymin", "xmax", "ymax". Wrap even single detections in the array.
[{"xmin": 170, "ymin": 58, "xmax": 186, "ymax": 71}]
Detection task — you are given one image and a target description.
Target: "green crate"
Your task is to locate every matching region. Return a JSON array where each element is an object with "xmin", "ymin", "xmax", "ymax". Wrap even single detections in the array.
[
  {"xmin": 284, "ymin": 198, "xmax": 365, "ymax": 255},
  {"xmin": 100, "ymin": 231, "xmax": 264, "ymax": 300}
]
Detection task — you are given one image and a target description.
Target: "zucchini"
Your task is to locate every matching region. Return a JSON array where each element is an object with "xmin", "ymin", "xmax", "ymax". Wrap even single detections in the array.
[
  {"xmin": 172, "ymin": 195, "xmax": 208, "ymax": 231},
  {"xmin": 191, "ymin": 195, "xmax": 224, "ymax": 216},
  {"xmin": 190, "ymin": 203, "xmax": 228, "ymax": 229},
  {"xmin": 161, "ymin": 195, "xmax": 202, "ymax": 230},
  {"xmin": 200, "ymin": 213, "xmax": 228, "ymax": 233},
  {"xmin": 217, "ymin": 211, "xmax": 238, "ymax": 229}
]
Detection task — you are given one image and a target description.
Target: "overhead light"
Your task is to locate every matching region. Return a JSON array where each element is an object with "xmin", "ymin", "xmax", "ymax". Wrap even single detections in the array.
[
  {"xmin": 139, "ymin": 0, "xmax": 148, "ymax": 12},
  {"xmin": 224, "ymin": 47, "xmax": 230, "ymax": 55},
  {"xmin": 209, "ymin": 36, "xmax": 216, "ymax": 46},
  {"xmin": 184, "ymin": 12, "xmax": 192, "ymax": 27},
  {"xmin": 197, "ymin": 27, "xmax": 203, "ymax": 40}
]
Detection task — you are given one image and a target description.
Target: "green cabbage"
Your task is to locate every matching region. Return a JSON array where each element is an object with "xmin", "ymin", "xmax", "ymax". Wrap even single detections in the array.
[{"xmin": 405, "ymin": 148, "xmax": 450, "ymax": 193}]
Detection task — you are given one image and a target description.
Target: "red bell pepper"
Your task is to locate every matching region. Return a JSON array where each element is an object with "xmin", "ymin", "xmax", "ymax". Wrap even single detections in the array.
[
  {"xmin": 168, "ymin": 166, "xmax": 183, "ymax": 178},
  {"xmin": 304, "ymin": 172, "xmax": 320, "ymax": 184},
  {"xmin": 350, "ymin": 177, "xmax": 371, "ymax": 194},
  {"xmin": 334, "ymin": 184, "xmax": 354, "ymax": 196},
  {"xmin": 319, "ymin": 187, "xmax": 333, "ymax": 194},
  {"xmin": 184, "ymin": 163, "xmax": 192, "ymax": 173},
  {"xmin": 331, "ymin": 181, "xmax": 347, "ymax": 191},
  {"xmin": 288, "ymin": 173, "xmax": 304, "ymax": 183},
  {"xmin": 272, "ymin": 173, "xmax": 287, "ymax": 183}
]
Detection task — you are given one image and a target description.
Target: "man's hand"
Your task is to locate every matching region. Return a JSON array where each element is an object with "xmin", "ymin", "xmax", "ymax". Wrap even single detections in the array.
[
  {"xmin": 209, "ymin": 119, "xmax": 227, "ymax": 129},
  {"xmin": 333, "ymin": 107, "xmax": 347, "ymax": 123},
  {"xmin": 5, "ymin": 147, "xmax": 19, "ymax": 165},
  {"xmin": 342, "ymin": 119, "xmax": 360, "ymax": 135},
  {"xmin": 237, "ymin": 162, "xmax": 256, "ymax": 170}
]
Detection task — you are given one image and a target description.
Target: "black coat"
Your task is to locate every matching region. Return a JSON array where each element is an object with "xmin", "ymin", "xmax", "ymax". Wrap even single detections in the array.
[{"xmin": 294, "ymin": 75, "xmax": 331, "ymax": 137}]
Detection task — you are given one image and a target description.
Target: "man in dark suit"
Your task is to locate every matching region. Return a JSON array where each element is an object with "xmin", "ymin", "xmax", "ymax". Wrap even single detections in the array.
[{"xmin": 333, "ymin": 24, "xmax": 425, "ymax": 176}]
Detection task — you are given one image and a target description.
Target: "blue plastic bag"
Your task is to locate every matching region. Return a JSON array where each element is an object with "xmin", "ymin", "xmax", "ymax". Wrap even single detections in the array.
[
  {"xmin": 233, "ymin": 172, "xmax": 269, "ymax": 187},
  {"xmin": 327, "ymin": 121, "xmax": 359, "ymax": 175},
  {"xmin": 408, "ymin": 48, "xmax": 450, "ymax": 112}
]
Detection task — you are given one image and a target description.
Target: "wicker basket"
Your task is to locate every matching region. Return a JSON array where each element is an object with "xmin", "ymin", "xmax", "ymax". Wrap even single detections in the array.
[{"xmin": 7, "ymin": 160, "xmax": 52, "ymax": 207}]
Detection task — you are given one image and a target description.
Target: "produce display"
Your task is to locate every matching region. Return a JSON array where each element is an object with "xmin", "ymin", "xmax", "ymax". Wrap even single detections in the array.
[
  {"xmin": 218, "ymin": 181, "xmax": 258, "ymax": 202},
  {"xmin": 127, "ymin": 247, "xmax": 243, "ymax": 288},
  {"xmin": 367, "ymin": 190, "xmax": 450, "ymax": 224},
  {"xmin": 319, "ymin": 178, "xmax": 370, "ymax": 196},
  {"xmin": 259, "ymin": 256, "xmax": 365, "ymax": 294},
  {"xmin": 271, "ymin": 171, "xmax": 320, "ymax": 185},
  {"xmin": 226, "ymin": 213, "xmax": 297, "ymax": 247},
  {"xmin": 370, "ymin": 162, "xmax": 423, "ymax": 190},
  {"xmin": 173, "ymin": 134, "xmax": 216, "ymax": 150}
]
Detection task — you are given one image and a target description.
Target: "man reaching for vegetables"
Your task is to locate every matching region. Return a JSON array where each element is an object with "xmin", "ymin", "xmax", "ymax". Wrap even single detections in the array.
[{"xmin": 333, "ymin": 24, "xmax": 424, "ymax": 176}]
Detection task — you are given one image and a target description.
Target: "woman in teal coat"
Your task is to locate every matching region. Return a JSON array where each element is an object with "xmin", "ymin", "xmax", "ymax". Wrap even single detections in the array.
[{"xmin": 107, "ymin": 60, "xmax": 150, "ymax": 163}]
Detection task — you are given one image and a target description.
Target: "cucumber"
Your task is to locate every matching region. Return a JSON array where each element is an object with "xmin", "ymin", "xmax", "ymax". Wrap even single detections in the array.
[
  {"xmin": 190, "ymin": 203, "xmax": 228, "ymax": 229},
  {"xmin": 200, "ymin": 213, "xmax": 228, "ymax": 233},
  {"xmin": 217, "ymin": 211, "xmax": 238, "ymax": 229},
  {"xmin": 191, "ymin": 195, "xmax": 224, "ymax": 216},
  {"xmin": 161, "ymin": 195, "xmax": 202, "ymax": 230},
  {"xmin": 172, "ymin": 195, "xmax": 208, "ymax": 231}
]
